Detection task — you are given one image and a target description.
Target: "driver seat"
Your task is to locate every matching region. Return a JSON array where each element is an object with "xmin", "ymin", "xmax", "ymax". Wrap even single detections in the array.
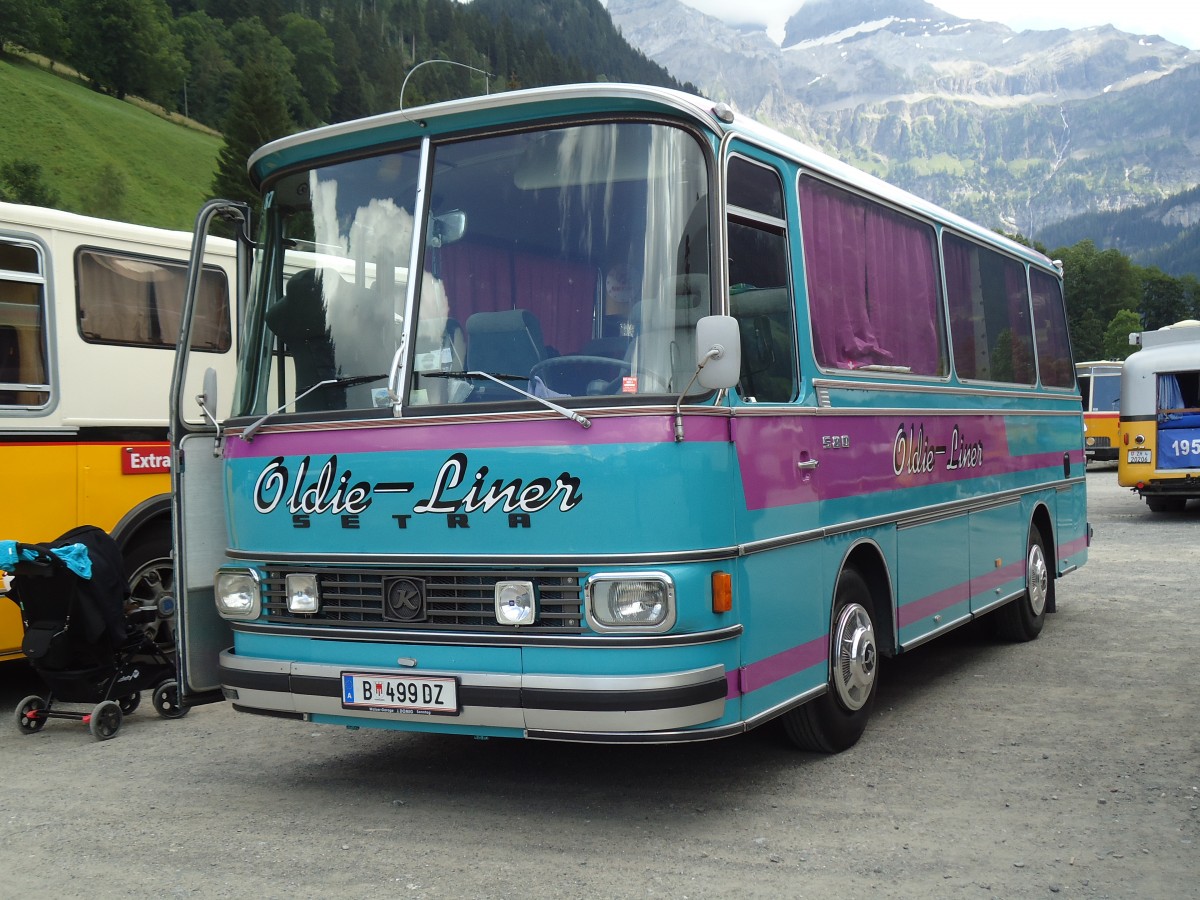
[{"xmin": 464, "ymin": 309, "xmax": 546, "ymax": 382}]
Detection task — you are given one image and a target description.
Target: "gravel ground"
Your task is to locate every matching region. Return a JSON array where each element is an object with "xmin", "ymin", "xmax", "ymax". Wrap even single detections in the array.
[{"xmin": 1, "ymin": 466, "xmax": 1196, "ymax": 899}]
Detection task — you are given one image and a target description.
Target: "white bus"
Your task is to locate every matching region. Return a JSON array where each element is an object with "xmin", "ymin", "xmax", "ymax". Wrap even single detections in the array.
[
  {"xmin": 0, "ymin": 202, "xmax": 243, "ymax": 661},
  {"xmin": 1118, "ymin": 320, "xmax": 1200, "ymax": 511}
]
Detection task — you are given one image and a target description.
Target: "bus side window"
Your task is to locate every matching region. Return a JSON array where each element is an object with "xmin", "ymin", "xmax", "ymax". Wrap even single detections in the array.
[
  {"xmin": 1030, "ymin": 268, "xmax": 1074, "ymax": 388},
  {"xmin": 944, "ymin": 233, "xmax": 1036, "ymax": 385},
  {"xmin": 799, "ymin": 174, "xmax": 945, "ymax": 377},
  {"xmin": 726, "ymin": 156, "xmax": 797, "ymax": 403},
  {"xmin": 0, "ymin": 239, "xmax": 50, "ymax": 407}
]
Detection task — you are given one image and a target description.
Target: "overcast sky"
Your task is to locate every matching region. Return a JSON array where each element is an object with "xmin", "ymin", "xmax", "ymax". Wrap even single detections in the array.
[{"xmin": 675, "ymin": 0, "xmax": 1200, "ymax": 50}]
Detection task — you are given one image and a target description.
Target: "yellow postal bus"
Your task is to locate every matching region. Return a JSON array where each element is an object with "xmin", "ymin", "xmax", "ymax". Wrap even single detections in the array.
[
  {"xmin": 1, "ymin": 203, "xmax": 238, "ymax": 662},
  {"xmin": 1076, "ymin": 360, "xmax": 1122, "ymax": 462},
  {"xmin": 1117, "ymin": 320, "xmax": 1200, "ymax": 512}
]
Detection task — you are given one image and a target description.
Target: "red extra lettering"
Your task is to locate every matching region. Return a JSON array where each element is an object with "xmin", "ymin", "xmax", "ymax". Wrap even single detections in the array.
[{"xmin": 121, "ymin": 445, "xmax": 172, "ymax": 475}]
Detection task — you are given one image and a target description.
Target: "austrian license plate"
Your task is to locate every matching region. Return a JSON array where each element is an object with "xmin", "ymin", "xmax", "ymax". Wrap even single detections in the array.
[
  {"xmin": 341, "ymin": 672, "xmax": 459, "ymax": 715},
  {"xmin": 1127, "ymin": 449, "xmax": 1152, "ymax": 464}
]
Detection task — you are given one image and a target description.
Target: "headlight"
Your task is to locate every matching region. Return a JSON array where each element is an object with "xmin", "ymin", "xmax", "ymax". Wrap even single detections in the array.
[
  {"xmin": 495, "ymin": 580, "xmax": 537, "ymax": 626},
  {"xmin": 286, "ymin": 573, "xmax": 320, "ymax": 613},
  {"xmin": 587, "ymin": 573, "xmax": 674, "ymax": 632},
  {"xmin": 214, "ymin": 569, "xmax": 262, "ymax": 620}
]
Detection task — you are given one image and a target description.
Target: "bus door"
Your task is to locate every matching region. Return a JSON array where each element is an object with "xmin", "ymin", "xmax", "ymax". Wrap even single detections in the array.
[
  {"xmin": 724, "ymin": 148, "xmax": 829, "ymax": 715},
  {"xmin": 170, "ymin": 202, "xmax": 248, "ymax": 704}
]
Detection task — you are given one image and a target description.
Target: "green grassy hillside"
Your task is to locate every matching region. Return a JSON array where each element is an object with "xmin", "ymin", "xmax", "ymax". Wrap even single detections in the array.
[{"xmin": 0, "ymin": 55, "xmax": 222, "ymax": 230}]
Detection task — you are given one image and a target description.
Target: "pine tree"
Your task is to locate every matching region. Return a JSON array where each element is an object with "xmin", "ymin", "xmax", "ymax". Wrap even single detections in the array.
[{"xmin": 211, "ymin": 54, "xmax": 295, "ymax": 220}]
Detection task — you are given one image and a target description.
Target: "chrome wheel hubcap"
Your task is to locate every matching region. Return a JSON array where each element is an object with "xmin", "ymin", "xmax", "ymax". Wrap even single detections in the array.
[
  {"xmin": 1027, "ymin": 542, "xmax": 1048, "ymax": 616},
  {"xmin": 833, "ymin": 603, "xmax": 877, "ymax": 711}
]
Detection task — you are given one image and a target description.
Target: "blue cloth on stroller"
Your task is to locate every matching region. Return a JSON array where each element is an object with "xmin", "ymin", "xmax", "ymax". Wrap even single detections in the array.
[{"xmin": 1, "ymin": 540, "xmax": 93, "ymax": 579}]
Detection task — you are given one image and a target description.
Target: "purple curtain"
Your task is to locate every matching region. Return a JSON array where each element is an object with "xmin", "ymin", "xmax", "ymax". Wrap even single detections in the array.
[
  {"xmin": 437, "ymin": 243, "xmax": 595, "ymax": 355},
  {"xmin": 943, "ymin": 236, "xmax": 978, "ymax": 378},
  {"xmin": 1002, "ymin": 259, "xmax": 1036, "ymax": 384},
  {"xmin": 800, "ymin": 177, "xmax": 942, "ymax": 374},
  {"xmin": 1030, "ymin": 269, "xmax": 1073, "ymax": 387}
]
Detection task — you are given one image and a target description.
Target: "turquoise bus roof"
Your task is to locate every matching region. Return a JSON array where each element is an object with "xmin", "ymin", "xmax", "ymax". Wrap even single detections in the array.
[
  {"xmin": 247, "ymin": 83, "xmax": 723, "ymax": 187},
  {"xmin": 247, "ymin": 81, "xmax": 1056, "ymax": 273}
]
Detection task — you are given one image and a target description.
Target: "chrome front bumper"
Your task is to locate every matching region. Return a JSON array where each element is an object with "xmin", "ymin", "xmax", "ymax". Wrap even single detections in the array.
[{"xmin": 218, "ymin": 649, "xmax": 728, "ymax": 736}]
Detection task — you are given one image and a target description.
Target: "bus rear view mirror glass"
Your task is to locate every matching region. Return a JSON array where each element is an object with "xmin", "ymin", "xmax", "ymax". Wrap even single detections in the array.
[
  {"xmin": 428, "ymin": 210, "xmax": 466, "ymax": 247},
  {"xmin": 198, "ymin": 367, "xmax": 218, "ymax": 427},
  {"xmin": 696, "ymin": 315, "xmax": 741, "ymax": 390}
]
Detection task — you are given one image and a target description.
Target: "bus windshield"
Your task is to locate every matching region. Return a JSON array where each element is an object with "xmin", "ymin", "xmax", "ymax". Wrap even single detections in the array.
[
  {"xmin": 235, "ymin": 121, "xmax": 711, "ymax": 418},
  {"xmin": 1090, "ymin": 371, "xmax": 1121, "ymax": 412}
]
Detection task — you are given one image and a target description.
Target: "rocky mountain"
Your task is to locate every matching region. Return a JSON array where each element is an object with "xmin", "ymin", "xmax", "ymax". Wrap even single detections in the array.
[{"xmin": 606, "ymin": 0, "xmax": 1200, "ymax": 252}]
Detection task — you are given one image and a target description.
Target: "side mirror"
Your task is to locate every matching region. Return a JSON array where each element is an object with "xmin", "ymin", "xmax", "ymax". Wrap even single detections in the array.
[
  {"xmin": 198, "ymin": 367, "xmax": 219, "ymax": 428},
  {"xmin": 695, "ymin": 315, "xmax": 741, "ymax": 390},
  {"xmin": 429, "ymin": 210, "xmax": 467, "ymax": 247}
]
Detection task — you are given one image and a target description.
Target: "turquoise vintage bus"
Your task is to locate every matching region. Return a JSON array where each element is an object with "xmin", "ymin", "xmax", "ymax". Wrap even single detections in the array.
[{"xmin": 170, "ymin": 84, "xmax": 1087, "ymax": 752}]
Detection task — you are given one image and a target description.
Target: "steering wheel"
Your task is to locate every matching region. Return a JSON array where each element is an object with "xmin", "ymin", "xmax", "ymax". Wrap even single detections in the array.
[{"xmin": 529, "ymin": 355, "xmax": 632, "ymax": 395}]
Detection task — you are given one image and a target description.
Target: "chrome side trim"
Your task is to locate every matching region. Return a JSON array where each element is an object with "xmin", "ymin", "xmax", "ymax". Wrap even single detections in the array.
[
  {"xmin": 898, "ymin": 612, "xmax": 974, "ymax": 651},
  {"xmin": 224, "ymin": 403, "xmax": 733, "ymax": 439},
  {"xmin": 810, "ymin": 377, "xmax": 1080, "ymax": 406},
  {"xmin": 521, "ymin": 666, "xmax": 723, "ymax": 693},
  {"xmin": 229, "ymin": 620, "xmax": 743, "ymax": 649},
  {"xmin": 737, "ymin": 476, "xmax": 1085, "ymax": 556},
  {"xmin": 740, "ymin": 684, "xmax": 827, "ymax": 730},
  {"xmin": 225, "ymin": 545, "xmax": 743, "ymax": 566},
  {"xmin": 970, "ymin": 589, "xmax": 1023, "ymax": 618},
  {"xmin": 897, "ymin": 496, "xmax": 1019, "ymax": 530},
  {"xmin": 527, "ymin": 721, "xmax": 746, "ymax": 744},
  {"xmin": 526, "ymin": 684, "xmax": 832, "ymax": 743}
]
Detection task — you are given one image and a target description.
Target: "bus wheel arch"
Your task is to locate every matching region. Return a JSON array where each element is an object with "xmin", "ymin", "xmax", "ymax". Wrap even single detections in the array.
[{"xmin": 781, "ymin": 546, "xmax": 890, "ymax": 753}]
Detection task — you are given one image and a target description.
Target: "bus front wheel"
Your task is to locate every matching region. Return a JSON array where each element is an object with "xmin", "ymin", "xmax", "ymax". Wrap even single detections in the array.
[
  {"xmin": 781, "ymin": 568, "xmax": 878, "ymax": 753},
  {"xmin": 123, "ymin": 528, "xmax": 174, "ymax": 647},
  {"xmin": 990, "ymin": 524, "xmax": 1050, "ymax": 642}
]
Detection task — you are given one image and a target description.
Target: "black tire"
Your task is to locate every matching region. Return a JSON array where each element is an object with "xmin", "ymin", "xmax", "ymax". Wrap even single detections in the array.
[
  {"xmin": 991, "ymin": 523, "xmax": 1051, "ymax": 642},
  {"xmin": 89, "ymin": 700, "xmax": 123, "ymax": 741},
  {"xmin": 1145, "ymin": 495, "xmax": 1187, "ymax": 513},
  {"xmin": 15, "ymin": 695, "xmax": 48, "ymax": 735},
  {"xmin": 123, "ymin": 528, "xmax": 174, "ymax": 647},
  {"xmin": 152, "ymin": 679, "xmax": 189, "ymax": 719},
  {"xmin": 781, "ymin": 568, "xmax": 879, "ymax": 753},
  {"xmin": 118, "ymin": 692, "xmax": 141, "ymax": 715}
]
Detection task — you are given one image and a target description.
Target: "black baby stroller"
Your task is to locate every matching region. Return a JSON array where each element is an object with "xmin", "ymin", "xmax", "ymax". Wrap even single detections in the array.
[{"xmin": 7, "ymin": 525, "xmax": 188, "ymax": 741}]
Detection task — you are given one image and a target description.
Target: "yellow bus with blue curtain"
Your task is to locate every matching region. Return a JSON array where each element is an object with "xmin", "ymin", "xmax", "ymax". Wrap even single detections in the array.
[{"xmin": 1118, "ymin": 320, "xmax": 1200, "ymax": 512}]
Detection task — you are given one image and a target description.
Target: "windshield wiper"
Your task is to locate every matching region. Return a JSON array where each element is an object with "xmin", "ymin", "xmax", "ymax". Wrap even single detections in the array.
[
  {"xmin": 241, "ymin": 374, "xmax": 386, "ymax": 442},
  {"xmin": 425, "ymin": 371, "xmax": 590, "ymax": 428}
]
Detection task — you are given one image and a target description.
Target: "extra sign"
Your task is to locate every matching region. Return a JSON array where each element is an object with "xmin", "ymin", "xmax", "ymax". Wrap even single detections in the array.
[{"xmin": 121, "ymin": 445, "xmax": 171, "ymax": 475}]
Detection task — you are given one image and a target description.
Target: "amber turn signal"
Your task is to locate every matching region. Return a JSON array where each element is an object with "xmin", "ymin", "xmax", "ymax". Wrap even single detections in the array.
[{"xmin": 712, "ymin": 571, "xmax": 732, "ymax": 613}]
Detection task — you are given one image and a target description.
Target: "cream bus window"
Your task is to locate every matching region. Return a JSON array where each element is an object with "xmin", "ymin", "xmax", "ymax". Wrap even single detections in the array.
[
  {"xmin": 76, "ymin": 249, "xmax": 231, "ymax": 352},
  {"xmin": 0, "ymin": 241, "xmax": 50, "ymax": 408}
]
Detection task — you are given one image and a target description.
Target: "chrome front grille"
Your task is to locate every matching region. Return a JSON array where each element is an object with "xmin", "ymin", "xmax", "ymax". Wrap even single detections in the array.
[{"xmin": 262, "ymin": 567, "xmax": 585, "ymax": 633}]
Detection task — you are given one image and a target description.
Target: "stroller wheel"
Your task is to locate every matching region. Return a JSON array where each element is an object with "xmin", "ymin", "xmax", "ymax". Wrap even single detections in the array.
[
  {"xmin": 152, "ymin": 679, "xmax": 189, "ymax": 719},
  {"xmin": 88, "ymin": 700, "xmax": 123, "ymax": 741},
  {"xmin": 118, "ymin": 692, "xmax": 142, "ymax": 715},
  {"xmin": 15, "ymin": 695, "xmax": 48, "ymax": 734}
]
